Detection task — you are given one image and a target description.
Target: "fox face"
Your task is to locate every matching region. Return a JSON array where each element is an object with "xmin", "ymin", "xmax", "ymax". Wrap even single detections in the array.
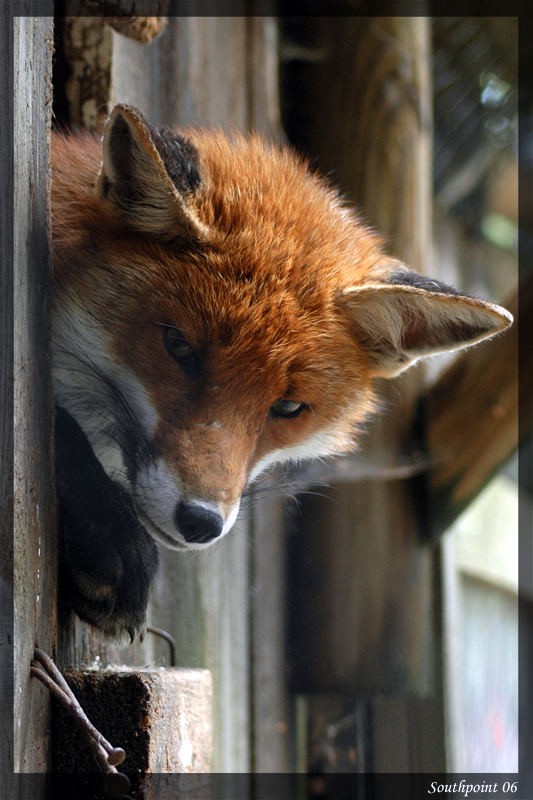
[{"xmin": 52, "ymin": 105, "xmax": 511, "ymax": 631}]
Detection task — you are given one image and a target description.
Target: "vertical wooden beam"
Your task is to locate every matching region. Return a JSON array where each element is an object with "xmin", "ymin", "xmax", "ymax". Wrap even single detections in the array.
[
  {"xmin": 247, "ymin": 17, "xmax": 285, "ymax": 141},
  {"xmin": 0, "ymin": 9, "xmax": 14, "ymax": 798},
  {"xmin": 249, "ymin": 496, "xmax": 291, "ymax": 774},
  {"xmin": 52, "ymin": 667, "xmax": 212, "ymax": 798},
  {"xmin": 245, "ymin": 16, "xmax": 294, "ymax": 775},
  {"xmin": 290, "ymin": 13, "xmax": 435, "ymax": 695},
  {"xmin": 287, "ymin": 16, "xmax": 446, "ymax": 772},
  {"xmin": 108, "ymin": 18, "xmax": 253, "ymax": 773},
  {"xmin": 12, "ymin": 10, "xmax": 56, "ymax": 784}
]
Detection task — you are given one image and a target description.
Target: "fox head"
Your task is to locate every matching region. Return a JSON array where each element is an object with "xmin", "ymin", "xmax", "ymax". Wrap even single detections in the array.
[{"xmin": 52, "ymin": 104, "xmax": 512, "ymax": 551}]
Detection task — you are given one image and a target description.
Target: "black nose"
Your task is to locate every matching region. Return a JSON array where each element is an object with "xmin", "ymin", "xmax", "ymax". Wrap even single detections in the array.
[{"xmin": 175, "ymin": 500, "xmax": 224, "ymax": 544}]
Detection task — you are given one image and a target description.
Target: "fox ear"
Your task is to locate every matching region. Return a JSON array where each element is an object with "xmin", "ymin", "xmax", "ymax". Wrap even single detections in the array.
[
  {"xmin": 338, "ymin": 266, "xmax": 513, "ymax": 377},
  {"xmin": 96, "ymin": 104, "xmax": 209, "ymax": 243}
]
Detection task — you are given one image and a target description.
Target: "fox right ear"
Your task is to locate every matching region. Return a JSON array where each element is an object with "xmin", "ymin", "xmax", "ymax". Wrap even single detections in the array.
[
  {"xmin": 338, "ymin": 267, "xmax": 513, "ymax": 378},
  {"xmin": 96, "ymin": 104, "xmax": 209, "ymax": 243}
]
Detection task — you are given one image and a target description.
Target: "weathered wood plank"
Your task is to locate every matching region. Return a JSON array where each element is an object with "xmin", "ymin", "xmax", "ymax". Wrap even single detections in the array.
[
  {"xmin": 288, "ymin": 15, "xmax": 435, "ymax": 695},
  {"xmin": 52, "ymin": 667, "xmax": 212, "ymax": 791},
  {"xmin": 249, "ymin": 495, "xmax": 291, "ymax": 773},
  {"xmin": 247, "ymin": 17, "xmax": 285, "ymax": 140},
  {"xmin": 111, "ymin": 16, "xmax": 249, "ymax": 132},
  {"xmin": 0, "ymin": 9, "xmax": 15, "ymax": 797},
  {"xmin": 12, "ymin": 12, "xmax": 56, "ymax": 783},
  {"xmin": 109, "ymin": 18, "xmax": 252, "ymax": 773},
  {"xmin": 425, "ymin": 289, "xmax": 520, "ymax": 536},
  {"xmin": 286, "ymin": 16, "xmax": 447, "ymax": 774},
  {"xmin": 52, "ymin": 18, "xmax": 256, "ymax": 776},
  {"xmin": 245, "ymin": 16, "xmax": 293, "ymax": 775}
]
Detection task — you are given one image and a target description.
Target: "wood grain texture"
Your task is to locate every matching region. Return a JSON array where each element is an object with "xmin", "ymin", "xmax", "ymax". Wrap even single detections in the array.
[
  {"xmin": 249, "ymin": 495, "xmax": 291, "ymax": 773},
  {"xmin": 111, "ymin": 16, "xmax": 249, "ymax": 132},
  {"xmin": 53, "ymin": 667, "xmax": 212, "ymax": 786},
  {"xmin": 12, "ymin": 13, "xmax": 56, "ymax": 781},
  {"xmin": 247, "ymin": 17, "xmax": 285, "ymax": 141},
  {"xmin": 286, "ymin": 16, "xmax": 447, "ymax": 772},
  {"xmin": 0, "ymin": 9, "xmax": 14, "ymax": 796},
  {"xmin": 289, "ymin": 16, "xmax": 435, "ymax": 696},
  {"xmin": 110, "ymin": 18, "xmax": 252, "ymax": 773}
]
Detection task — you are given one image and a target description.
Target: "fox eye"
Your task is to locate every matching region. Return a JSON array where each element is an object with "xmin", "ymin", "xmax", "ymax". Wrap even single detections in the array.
[
  {"xmin": 270, "ymin": 399, "xmax": 308, "ymax": 419},
  {"xmin": 163, "ymin": 326, "xmax": 195, "ymax": 360}
]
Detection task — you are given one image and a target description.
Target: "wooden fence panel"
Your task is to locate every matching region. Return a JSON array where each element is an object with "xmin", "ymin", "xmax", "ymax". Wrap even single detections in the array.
[
  {"xmin": 0, "ymin": 12, "xmax": 15, "ymax": 799},
  {"xmin": 286, "ymin": 17, "xmax": 447, "ymax": 774},
  {"xmin": 110, "ymin": 18, "xmax": 253, "ymax": 773},
  {"xmin": 10, "ymin": 11, "xmax": 56, "ymax": 787},
  {"xmin": 110, "ymin": 17, "xmax": 290, "ymax": 774},
  {"xmin": 289, "ymin": 14, "xmax": 435, "ymax": 695},
  {"xmin": 0, "ymin": 7, "xmax": 14, "ymax": 793}
]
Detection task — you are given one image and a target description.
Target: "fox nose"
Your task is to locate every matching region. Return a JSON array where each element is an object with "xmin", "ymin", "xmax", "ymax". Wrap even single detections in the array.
[{"xmin": 175, "ymin": 500, "xmax": 224, "ymax": 544}]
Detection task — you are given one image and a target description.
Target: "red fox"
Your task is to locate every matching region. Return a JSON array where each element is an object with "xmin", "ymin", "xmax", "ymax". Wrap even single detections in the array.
[{"xmin": 52, "ymin": 104, "xmax": 512, "ymax": 637}]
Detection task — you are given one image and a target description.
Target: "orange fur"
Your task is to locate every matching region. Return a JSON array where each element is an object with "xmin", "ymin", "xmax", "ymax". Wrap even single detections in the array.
[
  {"xmin": 51, "ymin": 107, "xmax": 511, "ymax": 546},
  {"xmin": 52, "ymin": 127, "xmax": 383, "ymax": 509}
]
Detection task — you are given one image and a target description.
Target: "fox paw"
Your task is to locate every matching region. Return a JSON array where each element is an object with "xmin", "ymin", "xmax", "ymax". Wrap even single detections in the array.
[
  {"xmin": 59, "ymin": 514, "xmax": 159, "ymax": 640},
  {"xmin": 55, "ymin": 405, "xmax": 159, "ymax": 639}
]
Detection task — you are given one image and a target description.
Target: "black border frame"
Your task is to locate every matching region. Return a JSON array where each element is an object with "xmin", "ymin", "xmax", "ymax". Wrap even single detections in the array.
[{"xmin": 1, "ymin": 3, "xmax": 531, "ymax": 798}]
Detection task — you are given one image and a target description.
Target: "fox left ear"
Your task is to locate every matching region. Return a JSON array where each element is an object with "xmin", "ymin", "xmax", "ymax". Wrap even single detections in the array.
[
  {"xmin": 96, "ymin": 104, "xmax": 209, "ymax": 243},
  {"xmin": 338, "ymin": 266, "xmax": 513, "ymax": 377}
]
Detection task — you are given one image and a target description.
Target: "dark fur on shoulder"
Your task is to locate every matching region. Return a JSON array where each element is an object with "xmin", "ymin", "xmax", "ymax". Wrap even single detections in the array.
[{"xmin": 55, "ymin": 406, "xmax": 159, "ymax": 639}]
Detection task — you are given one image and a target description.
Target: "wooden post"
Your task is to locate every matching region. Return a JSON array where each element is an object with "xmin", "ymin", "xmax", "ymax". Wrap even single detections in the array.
[
  {"xmin": 52, "ymin": 667, "xmax": 212, "ymax": 797},
  {"xmin": 108, "ymin": 17, "xmax": 252, "ymax": 773},
  {"xmin": 7, "ymin": 9, "xmax": 56, "ymax": 791},
  {"xmin": 60, "ymin": 17, "xmax": 113, "ymax": 129},
  {"xmin": 289, "ymin": 14, "xmax": 435, "ymax": 694},
  {"xmin": 0, "ymin": 11, "xmax": 15, "ymax": 799},
  {"xmin": 286, "ymin": 17, "xmax": 447, "ymax": 772}
]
